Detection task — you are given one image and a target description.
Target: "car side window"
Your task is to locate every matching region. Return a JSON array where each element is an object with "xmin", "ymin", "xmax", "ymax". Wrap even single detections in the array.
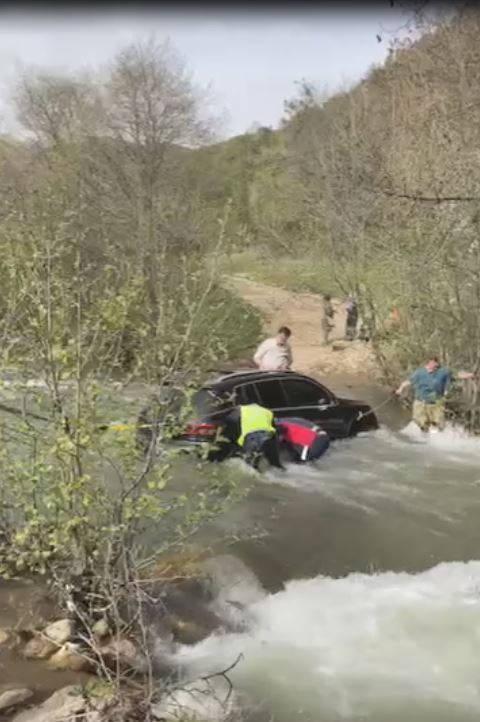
[
  {"xmin": 255, "ymin": 380, "xmax": 288, "ymax": 408},
  {"xmin": 235, "ymin": 383, "xmax": 260, "ymax": 405},
  {"xmin": 282, "ymin": 379, "xmax": 330, "ymax": 407}
]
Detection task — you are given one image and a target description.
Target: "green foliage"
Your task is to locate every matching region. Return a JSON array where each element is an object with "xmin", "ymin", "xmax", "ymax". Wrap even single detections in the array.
[{"xmin": 0, "ymin": 40, "xmax": 260, "ymax": 612}]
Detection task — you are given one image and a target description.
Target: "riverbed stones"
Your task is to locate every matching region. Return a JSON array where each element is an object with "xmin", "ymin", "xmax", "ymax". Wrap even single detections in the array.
[
  {"xmin": 11, "ymin": 686, "xmax": 85, "ymax": 722},
  {"xmin": 0, "ymin": 687, "xmax": 33, "ymax": 712},
  {"xmin": 47, "ymin": 642, "xmax": 92, "ymax": 672},
  {"xmin": 43, "ymin": 618, "xmax": 75, "ymax": 645},
  {"xmin": 22, "ymin": 634, "xmax": 57, "ymax": 659},
  {"xmin": 99, "ymin": 636, "xmax": 146, "ymax": 672}
]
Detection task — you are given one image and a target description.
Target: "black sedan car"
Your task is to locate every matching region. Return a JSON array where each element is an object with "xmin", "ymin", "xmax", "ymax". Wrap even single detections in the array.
[{"xmin": 137, "ymin": 369, "xmax": 378, "ymax": 459}]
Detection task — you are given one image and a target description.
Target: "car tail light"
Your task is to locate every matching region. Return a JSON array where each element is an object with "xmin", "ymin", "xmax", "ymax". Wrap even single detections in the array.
[{"xmin": 182, "ymin": 421, "xmax": 219, "ymax": 439}]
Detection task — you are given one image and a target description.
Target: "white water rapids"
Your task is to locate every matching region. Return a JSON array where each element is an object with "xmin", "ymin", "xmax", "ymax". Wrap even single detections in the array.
[{"xmin": 170, "ymin": 423, "xmax": 480, "ymax": 721}]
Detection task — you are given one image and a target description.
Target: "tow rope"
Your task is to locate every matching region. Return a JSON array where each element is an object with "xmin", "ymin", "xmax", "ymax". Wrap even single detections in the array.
[{"xmin": 357, "ymin": 395, "xmax": 394, "ymax": 421}]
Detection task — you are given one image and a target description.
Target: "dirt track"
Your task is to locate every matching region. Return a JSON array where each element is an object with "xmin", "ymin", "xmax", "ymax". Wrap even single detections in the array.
[{"xmin": 226, "ymin": 274, "xmax": 381, "ymax": 383}]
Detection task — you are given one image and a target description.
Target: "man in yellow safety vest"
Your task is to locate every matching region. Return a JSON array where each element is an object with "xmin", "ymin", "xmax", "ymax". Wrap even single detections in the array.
[{"xmin": 223, "ymin": 402, "xmax": 284, "ymax": 470}]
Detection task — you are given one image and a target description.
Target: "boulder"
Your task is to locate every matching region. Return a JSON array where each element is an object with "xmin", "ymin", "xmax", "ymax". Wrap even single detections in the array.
[
  {"xmin": 0, "ymin": 687, "xmax": 33, "ymax": 712},
  {"xmin": 0, "ymin": 628, "xmax": 10, "ymax": 645},
  {"xmin": 22, "ymin": 634, "xmax": 57, "ymax": 660},
  {"xmin": 99, "ymin": 637, "xmax": 146, "ymax": 673},
  {"xmin": 11, "ymin": 686, "xmax": 85, "ymax": 722},
  {"xmin": 47, "ymin": 643, "xmax": 92, "ymax": 672},
  {"xmin": 151, "ymin": 677, "xmax": 236, "ymax": 721},
  {"xmin": 43, "ymin": 619, "xmax": 75, "ymax": 645}
]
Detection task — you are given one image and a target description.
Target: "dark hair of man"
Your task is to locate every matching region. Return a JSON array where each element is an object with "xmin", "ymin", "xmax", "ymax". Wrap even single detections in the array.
[{"xmin": 278, "ymin": 326, "xmax": 291, "ymax": 338}]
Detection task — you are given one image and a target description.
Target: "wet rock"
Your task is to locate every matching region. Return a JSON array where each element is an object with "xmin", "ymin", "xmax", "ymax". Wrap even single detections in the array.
[
  {"xmin": 47, "ymin": 642, "xmax": 92, "ymax": 672},
  {"xmin": 91, "ymin": 618, "xmax": 110, "ymax": 640},
  {"xmin": 151, "ymin": 677, "xmax": 236, "ymax": 721},
  {"xmin": 0, "ymin": 687, "xmax": 33, "ymax": 712},
  {"xmin": 11, "ymin": 685, "xmax": 85, "ymax": 722},
  {"xmin": 99, "ymin": 637, "xmax": 146, "ymax": 673},
  {"xmin": 22, "ymin": 634, "xmax": 57, "ymax": 659},
  {"xmin": 157, "ymin": 585, "xmax": 223, "ymax": 637},
  {"xmin": 43, "ymin": 618, "xmax": 74, "ymax": 645},
  {"xmin": 170, "ymin": 617, "xmax": 210, "ymax": 645}
]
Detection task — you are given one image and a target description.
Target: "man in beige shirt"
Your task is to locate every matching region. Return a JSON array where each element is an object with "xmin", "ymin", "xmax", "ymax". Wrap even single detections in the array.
[{"xmin": 253, "ymin": 326, "xmax": 293, "ymax": 371}]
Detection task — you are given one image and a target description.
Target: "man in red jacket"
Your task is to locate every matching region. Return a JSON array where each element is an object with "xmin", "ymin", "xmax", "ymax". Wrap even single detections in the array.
[{"xmin": 277, "ymin": 417, "xmax": 330, "ymax": 463}]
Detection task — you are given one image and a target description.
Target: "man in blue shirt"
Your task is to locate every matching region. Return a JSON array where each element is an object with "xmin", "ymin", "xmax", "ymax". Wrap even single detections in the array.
[{"xmin": 395, "ymin": 356, "xmax": 475, "ymax": 431}]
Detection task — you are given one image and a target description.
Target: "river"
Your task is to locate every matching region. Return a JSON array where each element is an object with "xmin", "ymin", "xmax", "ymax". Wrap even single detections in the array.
[
  {"xmin": 3, "ymin": 381, "xmax": 480, "ymax": 720},
  {"xmin": 166, "ymin": 386, "xmax": 480, "ymax": 722}
]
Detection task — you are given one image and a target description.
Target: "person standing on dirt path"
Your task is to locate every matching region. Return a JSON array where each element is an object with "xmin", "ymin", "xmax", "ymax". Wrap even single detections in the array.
[
  {"xmin": 320, "ymin": 295, "xmax": 335, "ymax": 346},
  {"xmin": 253, "ymin": 326, "xmax": 293, "ymax": 371},
  {"xmin": 345, "ymin": 295, "xmax": 358, "ymax": 341},
  {"xmin": 394, "ymin": 355, "xmax": 475, "ymax": 431}
]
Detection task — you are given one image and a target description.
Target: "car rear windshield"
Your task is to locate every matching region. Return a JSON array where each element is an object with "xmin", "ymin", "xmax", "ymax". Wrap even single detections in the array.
[{"xmin": 193, "ymin": 388, "xmax": 232, "ymax": 417}]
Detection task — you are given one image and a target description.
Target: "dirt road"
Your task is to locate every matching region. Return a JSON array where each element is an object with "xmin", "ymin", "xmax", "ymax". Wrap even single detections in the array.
[{"xmin": 227, "ymin": 274, "xmax": 381, "ymax": 384}]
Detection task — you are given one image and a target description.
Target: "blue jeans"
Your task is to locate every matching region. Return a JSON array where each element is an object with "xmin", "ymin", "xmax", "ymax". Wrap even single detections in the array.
[{"xmin": 243, "ymin": 431, "xmax": 283, "ymax": 469}]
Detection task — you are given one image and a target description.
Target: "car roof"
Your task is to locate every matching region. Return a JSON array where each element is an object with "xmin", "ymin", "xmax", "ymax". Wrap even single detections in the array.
[{"xmin": 204, "ymin": 369, "xmax": 328, "ymax": 393}]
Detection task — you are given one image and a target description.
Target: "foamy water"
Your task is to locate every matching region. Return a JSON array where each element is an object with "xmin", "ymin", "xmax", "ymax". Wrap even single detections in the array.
[
  {"xmin": 172, "ymin": 423, "xmax": 480, "ymax": 721},
  {"xmin": 258, "ymin": 423, "xmax": 480, "ymax": 520},
  {"xmin": 173, "ymin": 561, "xmax": 480, "ymax": 721}
]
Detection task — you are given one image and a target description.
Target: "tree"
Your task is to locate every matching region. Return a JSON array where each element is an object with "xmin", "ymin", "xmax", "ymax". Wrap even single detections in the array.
[{"xmin": 15, "ymin": 71, "xmax": 101, "ymax": 146}]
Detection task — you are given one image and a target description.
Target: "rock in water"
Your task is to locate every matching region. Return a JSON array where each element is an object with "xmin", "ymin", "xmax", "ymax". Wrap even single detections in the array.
[
  {"xmin": 151, "ymin": 677, "xmax": 235, "ymax": 721},
  {"xmin": 22, "ymin": 634, "xmax": 57, "ymax": 659},
  {"xmin": 47, "ymin": 642, "xmax": 91, "ymax": 672},
  {"xmin": 43, "ymin": 619, "xmax": 75, "ymax": 645},
  {"xmin": 0, "ymin": 688, "xmax": 33, "ymax": 712},
  {"xmin": 11, "ymin": 686, "xmax": 85, "ymax": 722},
  {"xmin": 99, "ymin": 637, "xmax": 146, "ymax": 672}
]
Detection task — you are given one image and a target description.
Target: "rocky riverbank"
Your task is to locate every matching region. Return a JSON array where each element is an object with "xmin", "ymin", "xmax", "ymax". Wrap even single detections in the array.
[{"xmin": 0, "ymin": 555, "xmax": 259, "ymax": 721}]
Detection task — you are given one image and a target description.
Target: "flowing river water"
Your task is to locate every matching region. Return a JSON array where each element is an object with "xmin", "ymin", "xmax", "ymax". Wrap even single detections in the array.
[
  {"xmin": 2, "ymin": 381, "xmax": 480, "ymax": 721},
  {"xmin": 167, "ymin": 385, "xmax": 480, "ymax": 722}
]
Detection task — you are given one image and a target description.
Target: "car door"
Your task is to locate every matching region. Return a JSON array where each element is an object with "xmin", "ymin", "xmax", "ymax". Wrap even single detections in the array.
[{"xmin": 279, "ymin": 377, "xmax": 348, "ymax": 438}]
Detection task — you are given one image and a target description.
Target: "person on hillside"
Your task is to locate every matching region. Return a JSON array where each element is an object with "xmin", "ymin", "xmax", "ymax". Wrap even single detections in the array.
[
  {"xmin": 345, "ymin": 295, "xmax": 358, "ymax": 341},
  {"xmin": 222, "ymin": 401, "xmax": 284, "ymax": 470},
  {"xmin": 394, "ymin": 355, "xmax": 475, "ymax": 431},
  {"xmin": 253, "ymin": 326, "xmax": 293, "ymax": 371},
  {"xmin": 320, "ymin": 295, "xmax": 335, "ymax": 346}
]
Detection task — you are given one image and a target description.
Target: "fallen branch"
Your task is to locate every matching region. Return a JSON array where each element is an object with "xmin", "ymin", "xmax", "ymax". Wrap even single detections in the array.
[{"xmin": 200, "ymin": 652, "xmax": 244, "ymax": 704}]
